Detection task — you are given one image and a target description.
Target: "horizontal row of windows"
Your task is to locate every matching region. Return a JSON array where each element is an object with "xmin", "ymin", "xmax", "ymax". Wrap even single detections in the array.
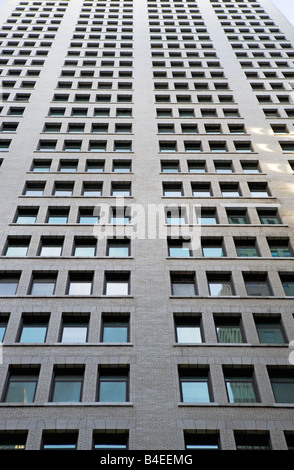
[
  {"xmin": 1, "ymin": 428, "xmax": 294, "ymax": 450},
  {"xmin": 162, "ymin": 181, "xmax": 273, "ymax": 197},
  {"xmin": 1, "ymin": 363, "xmax": 294, "ymax": 405},
  {"xmin": 2, "ymin": 235, "xmax": 293, "ymax": 259},
  {"xmin": 11, "ymin": 205, "xmax": 286, "ymax": 226},
  {"xmin": 0, "ymin": 270, "xmax": 293, "ymax": 297},
  {"xmin": 0, "ymin": 311, "xmax": 290, "ymax": 345}
]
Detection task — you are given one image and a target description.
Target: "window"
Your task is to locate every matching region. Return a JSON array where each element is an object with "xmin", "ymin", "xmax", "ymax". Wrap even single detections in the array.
[
  {"xmin": 3, "ymin": 367, "xmax": 39, "ymax": 403},
  {"xmin": 163, "ymin": 182, "xmax": 183, "ymax": 197},
  {"xmin": 268, "ymin": 239, "xmax": 292, "ymax": 257},
  {"xmin": 111, "ymin": 182, "xmax": 131, "ymax": 197},
  {"xmin": 107, "ymin": 239, "xmax": 130, "ymax": 257},
  {"xmin": 113, "ymin": 141, "xmax": 132, "ymax": 152},
  {"xmin": 29, "ymin": 273, "xmax": 57, "ymax": 295},
  {"xmin": 112, "ymin": 160, "xmax": 131, "ymax": 173},
  {"xmin": 0, "ymin": 274, "xmax": 20, "ymax": 295},
  {"xmin": 249, "ymin": 182, "xmax": 269, "ymax": 197},
  {"xmin": 255, "ymin": 317, "xmax": 286, "ymax": 344},
  {"xmin": 184, "ymin": 431, "xmax": 219, "ymax": 450},
  {"xmin": 38, "ymin": 237, "xmax": 63, "ymax": 256},
  {"xmin": 78, "ymin": 208, "xmax": 99, "ymax": 224},
  {"xmin": 60, "ymin": 315, "xmax": 89, "ymax": 343},
  {"xmin": 82, "ymin": 182, "xmax": 102, "ymax": 197},
  {"xmin": 86, "ymin": 160, "xmax": 105, "ymax": 173},
  {"xmin": 243, "ymin": 273, "xmax": 272, "ymax": 296},
  {"xmin": 258, "ymin": 209, "xmax": 280, "ymax": 225},
  {"xmin": 47, "ymin": 208, "xmax": 69, "ymax": 224},
  {"xmin": 268, "ymin": 368, "xmax": 294, "ymax": 404},
  {"xmin": 197, "ymin": 209, "xmax": 217, "ymax": 225},
  {"xmin": 235, "ymin": 238, "xmax": 259, "ymax": 257},
  {"xmin": 97, "ymin": 366, "xmax": 129, "ymax": 402},
  {"xmin": 171, "ymin": 272, "xmax": 196, "ymax": 296},
  {"xmin": 0, "ymin": 315, "xmax": 9, "ymax": 343},
  {"xmin": 192, "ymin": 183, "xmax": 211, "ymax": 197},
  {"xmin": 59, "ymin": 160, "xmax": 78, "ymax": 173},
  {"xmin": 166, "ymin": 207, "xmax": 186, "ymax": 225},
  {"xmin": 224, "ymin": 368, "xmax": 258, "ymax": 403},
  {"xmin": 168, "ymin": 239, "xmax": 191, "ymax": 257},
  {"xmin": 207, "ymin": 273, "xmax": 234, "ymax": 296},
  {"xmin": 4, "ymin": 237, "xmax": 30, "ymax": 256},
  {"xmin": 110, "ymin": 207, "xmax": 130, "ymax": 225},
  {"xmin": 234, "ymin": 432, "xmax": 271, "ymax": 450},
  {"xmin": 23, "ymin": 182, "xmax": 45, "ymax": 196},
  {"xmin": 241, "ymin": 161, "xmax": 260, "ymax": 173},
  {"xmin": 161, "ymin": 161, "xmax": 180, "ymax": 173},
  {"xmin": 220, "ymin": 183, "xmax": 240, "ymax": 197},
  {"xmin": 0, "ymin": 432, "xmax": 27, "ymax": 450},
  {"xmin": 179, "ymin": 367, "xmax": 211, "ymax": 403},
  {"xmin": 50, "ymin": 367, "xmax": 84, "ymax": 402},
  {"xmin": 174, "ymin": 315, "xmax": 202, "ymax": 344},
  {"xmin": 227, "ymin": 209, "xmax": 248, "ymax": 224},
  {"xmin": 280, "ymin": 273, "xmax": 294, "ymax": 296},
  {"xmin": 41, "ymin": 432, "xmax": 78, "ymax": 450},
  {"xmin": 214, "ymin": 161, "xmax": 232, "ymax": 173},
  {"xmin": 202, "ymin": 239, "xmax": 224, "ymax": 257},
  {"xmin": 53, "ymin": 182, "xmax": 74, "ymax": 196},
  {"xmin": 15, "ymin": 207, "xmax": 38, "ymax": 224},
  {"xmin": 215, "ymin": 316, "xmax": 244, "ymax": 343},
  {"xmin": 18, "ymin": 314, "xmax": 49, "ymax": 343},
  {"xmin": 184, "ymin": 141, "xmax": 202, "ymax": 152},
  {"xmin": 31, "ymin": 159, "xmax": 51, "ymax": 172},
  {"xmin": 101, "ymin": 314, "xmax": 130, "ymax": 343},
  {"xmin": 67, "ymin": 272, "xmax": 93, "ymax": 296},
  {"xmin": 93, "ymin": 431, "xmax": 128, "ymax": 450},
  {"xmin": 73, "ymin": 238, "xmax": 96, "ymax": 257},
  {"xmin": 38, "ymin": 140, "xmax": 57, "ymax": 151},
  {"xmin": 159, "ymin": 141, "xmax": 177, "ymax": 152},
  {"xmin": 104, "ymin": 272, "xmax": 130, "ymax": 296}
]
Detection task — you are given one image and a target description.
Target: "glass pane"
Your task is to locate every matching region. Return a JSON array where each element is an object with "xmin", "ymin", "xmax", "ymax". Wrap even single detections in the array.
[
  {"xmin": 0, "ymin": 323, "xmax": 6, "ymax": 342},
  {"xmin": 198, "ymin": 217, "xmax": 216, "ymax": 225},
  {"xmin": 99, "ymin": 380, "xmax": 127, "ymax": 402},
  {"xmin": 169, "ymin": 247, "xmax": 190, "ymax": 257},
  {"xmin": 256, "ymin": 324, "xmax": 285, "ymax": 344},
  {"xmin": 20, "ymin": 325, "xmax": 47, "ymax": 343},
  {"xmin": 102, "ymin": 322, "xmax": 128, "ymax": 343},
  {"xmin": 271, "ymin": 380, "xmax": 294, "ymax": 403},
  {"xmin": 217, "ymin": 326, "xmax": 243, "ymax": 343},
  {"xmin": 226, "ymin": 378, "xmax": 256, "ymax": 403},
  {"xmin": 43, "ymin": 443, "xmax": 76, "ymax": 450},
  {"xmin": 6, "ymin": 380, "xmax": 36, "ymax": 403},
  {"xmin": 176, "ymin": 326, "xmax": 202, "ymax": 343},
  {"xmin": 52, "ymin": 380, "xmax": 82, "ymax": 402},
  {"xmin": 48, "ymin": 216, "xmax": 67, "ymax": 224},
  {"xmin": 283, "ymin": 282, "xmax": 294, "ymax": 296},
  {"xmin": 246, "ymin": 282, "xmax": 269, "ymax": 296},
  {"xmin": 61, "ymin": 325, "xmax": 88, "ymax": 343},
  {"xmin": 16, "ymin": 216, "xmax": 36, "ymax": 224},
  {"xmin": 40, "ymin": 246, "xmax": 62, "ymax": 256},
  {"xmin": 74, "ymin": 246, "xmax": 96, "ymax": 256},
  {"xmin": 68, "ymin": 282, "xmax": 92, "ymax": 295},
  {"xmin": 79, "ymin": 216, "xmax": 98, "ymax": 224},
  {"xmin": 106, "ymin": 282, "xmax": 128, "ymax": 295},
  {"xmin": 0, "ymin": 282, "xmax": 18, "ymax": 295},
  {"xmin": 6, "ymin": 246, "xmax": 28, "ymax": 256},
  {"xmin": 236, "ymin": 247, "xmax": 258, "ymax": 257},
  {"xmin": 209, "ymin": 282, "xmax": 232, "ymax": 296},
  {"xmin": 31, "ymin": 282, "xmax": 55, "ymax": 295},
  {"xmin": 181, "ymin": 381, "xmax": 210, "ymax": 403},
  {"xmin": 108, "ymin": 245, "xmax": 129, "ymax": 257},
  {"xmin": 172, "ymin": 283, "xmax": 195, "ymax": 296},
  {"xmin": 202, "ymin": 247, "xmax": 223, "ymax": 257},
  {"xmin": 271, "ymin": 247, "xmax": 291, "ymax": 257}
]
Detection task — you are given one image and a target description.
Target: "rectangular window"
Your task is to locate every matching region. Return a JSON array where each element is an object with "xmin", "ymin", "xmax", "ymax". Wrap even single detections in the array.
[
  {"xmin": 268, "ymin": 369, "xmax": 294, "ymax": 404},
  {"xmin": 93, "ymin": 431, "xmax": 128, "ymax": 450},
  {"xmin": 73, "ymin": 238, "xmax": 96, "ymax": 257},
  {"xmin": 47, "ymin": 208, "xmax": 69, "ymax": 224},
  {"xmin": 107, "ymin": 239, "xmax": 130, "ymax": 257},
  {"xmin": 50, "ymin": 368, "xmax": 84, "ymax": 402},
  {"xmin": 215, "ymin": 316, "xmax": 244, "ymax": 343},
  {"xmin": 15, "ymin": 207, "xmax": 38, "ymax": 224},
  {"xmin": 60, "ymin": 315, "xmax": 89, "ymax": 343},
  {"xmin": 104, "ymin": 272, "xmax": 130, "ymax": 296},
  {"xmin": 18, "ymin": 314, "xmax": 49, "ymax": 343},
  {"xmin": 171, "ymin": 272, "xmax": 196, "ymax": 296},
  {"xmin": 243, "ymin": 273, "xmax": 272, "ymax": 296},
  {"xmin": 235, "ymin": 239, "xmax": 258, "ymax": 257},
  {"xmin": 29, "ymin": 273, "xmax": 57, "ymax": 296},
  {"xmin": 174, "ymin": 315, "xmax": 202, "ymax": 344},
  {"xmin": 5, "ymin": 238, "xmax": 30, "ymax": 256},
  {"xmin": 41, "ymin": 432, "xmax": 78, "ymax": 450},
  {"xmin": 4, "ymin": 367, "xmax": 39, "ymax": 403},
  {"xmin": 202, "ymin": 239, "xmax": 224, "ymax": 257},
  {"xmin": 207, "ymin": 273, "xmax": 233, "ymax": 296},
  {"xmin": 179, "ymin": 367, "xmax": 211, "ymax": 403},
  {"xmin": 224, "ymin": 368, "xmax": 258, "ymax": 403},
  {"xmin": 268, "ymin": 239, "xmax": 292, "ymax": 257},
  {"xmin": 97, "ymin": 366, "xmax": 129, "ymax": 402},
  {"xmin": 0, "ymin": 274, "xmax": 20, "ymax": 295},
  {"xmin": 101, "ymin": 314, "xmax": 130, "ymax": 343},
  {"xmin": 0, "ymin": 432, "xmax": 27, "ymax": 450},
  {"xmin": 168, "ymin": 239, "xmax": 191, "ymax": 257},
  {"xmin": 38, "ymin": 238, "xmax": 63, "ymax": 256},
  {"xmin": 255, "ymin": 317, "xmax": 285, "ymax": 344},
  {"xmin": 67, "ymin": 272, "xmax": 93, "ymax": 296},
  {"xmin": 280, "ymin": 274, "xmax": 294, "ymax": 296},
  {"xmin": 184, "ymin": 432, "xmax": 219, "ymax": 450},
  {"xmin": 78, "ymin": 208, "xmax": 99, "ymax": 224}
]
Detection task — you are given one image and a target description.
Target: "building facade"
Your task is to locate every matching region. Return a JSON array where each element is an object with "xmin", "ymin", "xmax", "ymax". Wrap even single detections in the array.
[{"xmin": 0, "ymin": 0, "xmax": 293, "ymax": 450}]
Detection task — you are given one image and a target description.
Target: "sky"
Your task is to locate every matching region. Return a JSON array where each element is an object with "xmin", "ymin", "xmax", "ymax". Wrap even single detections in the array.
[{"xmin": 271, "ymin": 0, "xmax": 294, "ymax": 26}]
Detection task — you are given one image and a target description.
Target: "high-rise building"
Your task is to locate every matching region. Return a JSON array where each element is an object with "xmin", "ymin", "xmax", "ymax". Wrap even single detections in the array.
[{"xmin": 0, "ymin": 0, "xmax": 293, "ymax": 451}]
